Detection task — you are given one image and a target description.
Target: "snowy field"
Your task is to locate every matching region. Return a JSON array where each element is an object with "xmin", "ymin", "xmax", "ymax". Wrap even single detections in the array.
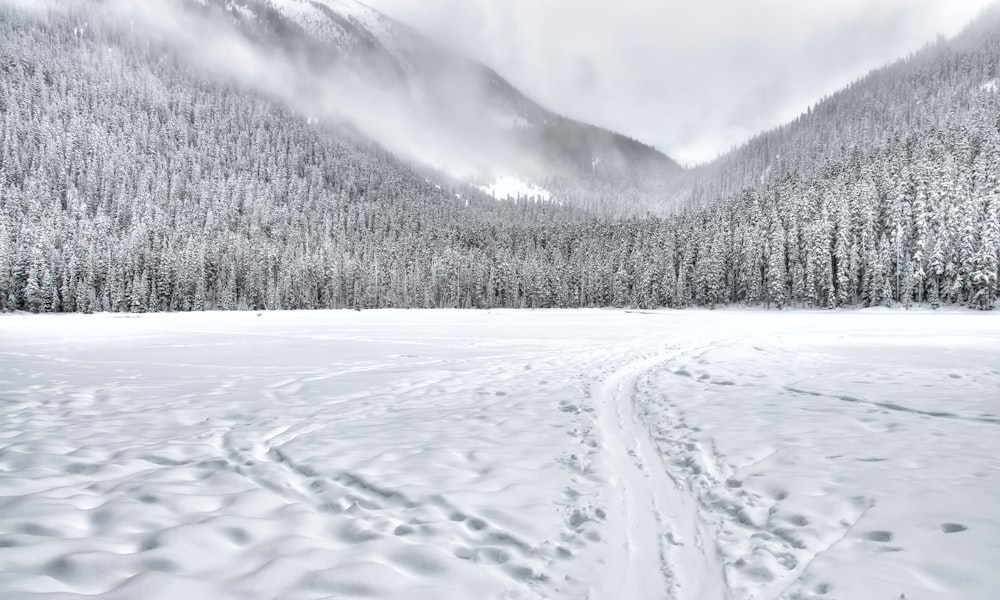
[{"xmin": 0, "ymin": 309, "xmax": 998, "ymax": 600}]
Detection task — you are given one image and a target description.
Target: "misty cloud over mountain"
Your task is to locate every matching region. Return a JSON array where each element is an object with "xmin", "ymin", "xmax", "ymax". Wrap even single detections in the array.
[
  {"xmin": 69, "ymin": 0, "xmax": 678, "ymax": 210},
  {"xmin": 370, "ymin": 0, "xmax": 991, "ymax": 164}
]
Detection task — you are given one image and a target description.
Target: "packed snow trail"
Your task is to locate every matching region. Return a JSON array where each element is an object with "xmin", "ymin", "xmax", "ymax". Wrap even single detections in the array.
[
  {"xmin": 593, "ymin": 347, "xmax": 729, "ymax": 600},
  {"xmin": 1, "ymin": 309, "xmax": 998, "ymax": 600}
]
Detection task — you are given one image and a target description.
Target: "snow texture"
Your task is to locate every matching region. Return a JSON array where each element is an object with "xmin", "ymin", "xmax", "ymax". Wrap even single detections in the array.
[{"xmin": 0, "ymin": 309, "xmax": 998, "ymax": 599}]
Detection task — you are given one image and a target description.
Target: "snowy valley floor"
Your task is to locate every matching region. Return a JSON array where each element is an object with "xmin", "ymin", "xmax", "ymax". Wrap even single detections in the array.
[{"xmin": 0, "ymin": 309, "xmax": 998, "ymax": 600}]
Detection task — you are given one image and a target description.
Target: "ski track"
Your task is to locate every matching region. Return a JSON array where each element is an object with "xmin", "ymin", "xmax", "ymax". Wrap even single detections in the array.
[
  {"xmin": 632, "ymin": 346, "xmax": 865, "ymax": 600},
  {"xmin": 593, "ymin": 345, "xmax": 730, "ymax": 600}
]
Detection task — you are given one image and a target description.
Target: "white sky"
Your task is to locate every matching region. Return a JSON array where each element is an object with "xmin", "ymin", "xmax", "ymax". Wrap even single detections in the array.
[{"xmin": 367, "ymin": 0, "xmax": 992, "ymax": 165}]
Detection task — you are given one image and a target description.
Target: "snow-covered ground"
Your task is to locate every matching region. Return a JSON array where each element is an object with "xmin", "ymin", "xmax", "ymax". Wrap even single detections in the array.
[
  {"xmin": 0, "ymin": 309, "xmax": 997, "ymax": 600},
  {"xmin": 478, "ymin": 176, "xmax": 552, "ymax": 202}
]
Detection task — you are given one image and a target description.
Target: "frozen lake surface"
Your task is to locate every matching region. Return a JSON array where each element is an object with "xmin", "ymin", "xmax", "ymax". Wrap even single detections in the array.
[{"xmin": 1, "ymin": 309, "xmax": 998, "ymax": 599}]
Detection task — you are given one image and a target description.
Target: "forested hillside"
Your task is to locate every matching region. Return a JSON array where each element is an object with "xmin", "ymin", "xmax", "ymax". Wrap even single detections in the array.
[
  {"xmin": 677, "ymin": 7, "xmax": 1000, "ymax": 207},
  {"xmin": 0, "ymin": 2, "xmax": 997, "ymax": 312}
]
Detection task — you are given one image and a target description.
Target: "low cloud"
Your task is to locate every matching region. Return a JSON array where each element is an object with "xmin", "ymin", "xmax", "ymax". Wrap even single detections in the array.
[
  {"xmin": 369, "ymin": 0, "xmax": 991, "ymax": 164},
  {"xmin": 18, "ymin": 0, "xmax": 532, "ymax": 180}
]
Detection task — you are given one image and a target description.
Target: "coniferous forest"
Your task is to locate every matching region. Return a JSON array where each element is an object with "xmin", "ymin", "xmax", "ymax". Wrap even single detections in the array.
[{"xmin": 1, "ymin": 2, "xmax": 998, "ymax": 313}]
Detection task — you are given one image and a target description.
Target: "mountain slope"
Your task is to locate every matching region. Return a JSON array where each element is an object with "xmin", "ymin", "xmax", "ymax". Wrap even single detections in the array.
[
  {"xmin": 188, "ymin": 0, "xmax": 682, "ymax": 213},
  {"xmin": 675, "ymin": 3, "xmax": 1000, "ymax": 208}
]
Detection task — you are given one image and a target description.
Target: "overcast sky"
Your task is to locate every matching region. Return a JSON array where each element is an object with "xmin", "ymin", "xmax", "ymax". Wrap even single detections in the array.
[{"xmin": 367, "ymin": 0, "xmax": 991, "ymax": 165}]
